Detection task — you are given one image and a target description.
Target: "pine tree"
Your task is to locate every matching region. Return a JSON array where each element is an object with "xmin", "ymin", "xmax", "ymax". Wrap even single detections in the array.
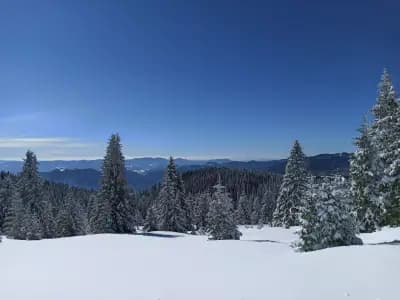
[
  {"xmin": 0, "ymin": 173, "xmax": 14, "ymax": 233},
  {"xmin": 273, "ymin": 140, "xmax": 308, "ymax": 228},
  {"xmin": 206, "ymin": 178, "xmax": 241, "ymax": 240},
  {"xmin": 370, "ymin": 70, "xmax": 400, "ymax": 225},
  {"xmin": 193, "ymin": 192, "xmax": 210, "ymax": 231},
  {"xmin": 299, "ymin": 176, "xmax": 362, "ymax": 251},
  {"xmin": 177, "ymin": 173, "xmax": 191, "ymax": 231},
  {"xmin": 250, "ymin": 196, "xmax": 263, "ymax": 225},
  {"xmin": 56, "ymin": 190, "xmax": 86, "ymax": 237},
  {"xmin": 94, "ymin": 134, "xmax": 135, "ymax": 233},
  {"xmin": 236, "ymin": 192, "xmax": 250, "ymax": 225},
  {"xmin": 9, "ymin": 151, "xmax": 45, "ymax": 240},
  {"xmin": 298, "ymin": 177, "xmax": 321, "ymax": 251},
  {"xmin": 350, "ymin": 116, "xmax": 384, "ymax": 232},
  {"xmin": 6, "ymin": 194, "xmax": 25, "ymax": 239},
  {"xmin": 143, "ymin": 205, "xmax": 158, "ymax": 232},
  {"xmin": 156, "ymin": 157, "xmax": 187, "ymax": 232}
]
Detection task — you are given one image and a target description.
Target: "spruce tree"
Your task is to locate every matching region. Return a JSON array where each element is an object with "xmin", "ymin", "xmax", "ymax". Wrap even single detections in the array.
[
  {"xmin": 56, "ymin": 190, "xmax": 86, "ymax": 237},
  {"xmin": 206, "ymin": 178, "xmax": 241, "ymax": 240},
  {"xmin": 94, "ymin": 134, "xmax": 135, "ymax": 233},
  {"xmin": 0, "ymin": 173, "xmax": 13, "ymax": 233},
  {"xmin": 156, "ymin": 157, "xmax": 187, "ymax": 232},
  {"xmin": 350, "ymin": 116, "xmax": 384, "ymax": 232},
  {"xmin": 143, "ymin": 205, "xmax": 158, "ymax": 232},
  {"xmin": 236, "ymin": 192, "xmax": 250, "ymax": 225},
  {"xmin": 298, "ymin": 177, "xmax": 319, "ymax": 251},
  {"xmin": 193, "ymin": 192, "xmax": 210, "ymax": 231},
  {"xmin": 370, "ymin": 70, "xmax": 400, "ymax": 225},
  {"xmin": 273, "ymin": 140, "xmax": 308, "ymax": 228},
  {"xmin": 299, "ymin": 176, "xmax": 362, "ymax": 251},
  {"xmin": 8, "ymin": 151, "xmax": 45, "ymax": 240}
]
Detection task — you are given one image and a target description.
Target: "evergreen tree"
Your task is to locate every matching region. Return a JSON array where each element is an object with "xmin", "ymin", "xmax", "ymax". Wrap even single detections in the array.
[
  {"xmin": 143, "ymin": 205, "xmax": 158, "ymax": 232},
  {"xmin": 156, "ymin": 157, "xmax": 187, "ymax": 232},
  {"xmin": 299, "ymin": 176, "xmax": 362, "ymax": 252},
  {"xmin": 236, "ymin": 192, "xmax": 250, "ymax": 225},
  {"xmin": 8, "ymin": 151, "xmax": 45, "ymax": 240},
  {"xmin": 350, "ymin": 116, "xmax": 384, "ymax": 232},
  {"xmin": 6, "ymin": 194, "xmax": 26, "ymax": 239},
  {"xmin": 56, "ymin": 190, "xmax": 86, "ymax": 237},
  {"xmin": 250, "ymin": 196, "xmax": 263, "ymax": 225},
  {"xmin": 273, "ymin": 140, "xmax": 308, "ymax": 228},
  {"xmin": 370, "ymin": 70, "xmax": 400, "ymax": 225},
  {"xmin": 193, "ymin": 192, "xmax": 210, "ymax": 231},
  {"xmin": 206, "ymin": 178, "xmax": 241, "ymax": 240},
  {"xmin": 0, "ymin": 173, "xmax": 14, "ymax": 233},
  {"xmin": 298, "ymin": 177, "xmax": 321, "ymax": 251},
  {"xmin": 94, "ymin": 134, "xmax": 135, "ymax": 233},
  {"xmin": 90, "ymin": 192, "xmax": 111, "ymax": 233}
]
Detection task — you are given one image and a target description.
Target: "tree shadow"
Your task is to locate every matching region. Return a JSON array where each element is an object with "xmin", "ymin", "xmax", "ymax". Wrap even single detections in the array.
[
  {"xmin": 137, "ymin": 232, "xmax": 182, "ymax": 238},
  {"xmin": 368, "ymin": 240, "xmax": 400, "ymax": 246}
]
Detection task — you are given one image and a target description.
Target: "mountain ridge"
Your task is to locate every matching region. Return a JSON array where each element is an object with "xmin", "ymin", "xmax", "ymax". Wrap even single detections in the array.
[{"xmin": 30, "ymin": 153, "xmax": 351, "ymax": 191}]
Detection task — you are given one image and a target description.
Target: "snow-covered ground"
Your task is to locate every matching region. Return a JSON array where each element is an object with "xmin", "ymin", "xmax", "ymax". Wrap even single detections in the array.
[{"xmin": 1, "ymin": 226, "xmax": 399, "ymax": 300}]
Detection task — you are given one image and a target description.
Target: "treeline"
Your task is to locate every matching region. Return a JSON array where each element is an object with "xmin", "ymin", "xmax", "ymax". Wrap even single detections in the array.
[
  {"xmin": 1, "ymin": 134, "xmax": 280, "ymax": 241},
  {"xmin": 137, "ymin": 162, "xmax": 281, "ymax": 234},
  {"xmin": 0, "ymin": 153, "xmax": 93, "ymax": 240}
]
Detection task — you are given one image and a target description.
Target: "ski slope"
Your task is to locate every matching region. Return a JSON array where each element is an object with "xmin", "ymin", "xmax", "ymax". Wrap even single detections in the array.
[{"xmin": 1, "ymin": 226, "xmax": 399, "ymax": 300}]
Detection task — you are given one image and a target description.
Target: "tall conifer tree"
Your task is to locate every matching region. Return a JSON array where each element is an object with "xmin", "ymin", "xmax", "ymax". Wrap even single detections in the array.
[
  {"xmin": 93, "ymin": 134, "xmax": 135, "ymax": 233},
  {"xmin": 273, "ymin": 140, "xmax": 308, "ymax": 227},
  {"xmin": 350, "ymin": 116, "xmax": 384, "ymax": 232}
]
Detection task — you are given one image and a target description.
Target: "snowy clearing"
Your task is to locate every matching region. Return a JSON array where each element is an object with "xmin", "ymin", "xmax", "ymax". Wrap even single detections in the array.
[{"xmin": 2, "ymin": 226, "xmax": 399, "ymax": 300}]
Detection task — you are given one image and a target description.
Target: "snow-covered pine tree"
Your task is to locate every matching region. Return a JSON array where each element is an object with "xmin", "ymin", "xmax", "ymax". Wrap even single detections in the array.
[
  {"xmin": 236, "ymin": 191, "xmax": 250, "ymax": 225},
  {"xmin": 260, "ymin": 190, "xmax": 276, "ymax": 225},
  {"xmin": 5, "ymin": 193, "xmax": 25, "ymax": 239},
  {"xmin": 299, "ymin": 176, "xmax": 362, "ymax": 251},
  {"xmin": 273, "ymin": 140, "xmax": 308, "ymax": 228},
  {"xmin": 86, "ymin": 194, "xmax": 98, "ymax": 233},
  {"xmin": 250, "ymin": 196, "xmax": 263, "ymax": 225},
  {"xmin": 177, "ymin": 173, "xmax": 191, "ymax": 231},
  {"xmin": 370, "ymin": 70, "xmax": 400, "ymax": 226},
  {"xmin": 8, "ymin": 151, "xmax": 45, "ymax": 240},
  {"xmin": 90, "ymin": 192, "xmax": 111, "ymax": 233},
  {"xmin": 350, "ymin": 116, "xmax": 384, "ymax": 232},
  {"xmin": 155, "ymin": 157, "xmax": 187, "ymax": 232},
  {"xmin": 184, "ymin": 193, "xmax": 196, "ymax": 232},
  {"xmin": 143, "ymin": 205, "xmax": 158, "ymax": 232},
  {"xmin": 298, "ymin": 177, "xmax": 319, "ymax": 251},
  {"xmin": 0, "ymin": 173, "xmax": 14, "ymax": 233},
  {"xmin": 56, "ymin": 190, "xmax": 86, "ymax": 237},
  {"xmin": 206, "ymin": 177, "xmax": 241, "ymax": 240},
  {"xmin": 193, "ymin": 191, "xmax": 210, "ymax": 232},
  {"xmin": 95, "ymin": 134, "xmax": 135, "ymax": 233}
]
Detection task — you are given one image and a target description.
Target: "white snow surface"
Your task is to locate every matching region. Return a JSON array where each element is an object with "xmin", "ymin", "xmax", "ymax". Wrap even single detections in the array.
[{"xmin": 1, "ymin": 225, "xmax": 399, "ymax": 300}]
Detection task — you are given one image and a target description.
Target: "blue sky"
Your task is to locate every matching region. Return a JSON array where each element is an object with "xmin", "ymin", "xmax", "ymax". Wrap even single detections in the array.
[{"xmin": 0, "ymin": 1, "xmax": 399, "ymax": 160}]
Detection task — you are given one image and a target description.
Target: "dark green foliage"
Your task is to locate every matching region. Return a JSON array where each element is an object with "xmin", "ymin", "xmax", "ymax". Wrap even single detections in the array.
[
  {"xmin": 92, "ymin": 134, "xmax": 136, "ymax": 233},
  {"xmin": 155, "ymin": 157, "xmax": 188, "ymax": 232}
]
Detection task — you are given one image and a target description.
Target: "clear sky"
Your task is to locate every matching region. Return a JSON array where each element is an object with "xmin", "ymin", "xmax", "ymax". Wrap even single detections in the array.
[{"xmin": 0, "ymin": 0, "xmax": 399, "ymax": 161}]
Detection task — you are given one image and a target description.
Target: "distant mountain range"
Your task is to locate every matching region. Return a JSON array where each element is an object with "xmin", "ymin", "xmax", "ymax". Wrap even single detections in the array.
[
  {"xmin": 0, "ymin": 157, "xmax": 232, "ymax": 174},
  {"xmin": 0, "ymin": 153, "xmax": 351, "ymax": 190}
]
